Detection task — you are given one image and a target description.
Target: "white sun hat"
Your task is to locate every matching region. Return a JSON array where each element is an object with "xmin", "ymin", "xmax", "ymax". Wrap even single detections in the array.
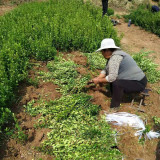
[{"xmin": 96, "ymin": 38, "xmax": 120, "ymax": 52}]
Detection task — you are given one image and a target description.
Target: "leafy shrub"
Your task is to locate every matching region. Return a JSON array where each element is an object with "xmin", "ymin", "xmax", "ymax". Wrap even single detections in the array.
[
  {"xmin": 107, "ymin": 8, "xmax": 114, "ymax": 16},
  {"xmin": 0, "ymin": 0, "xmax": 120, "ymax": 107},
  {"xmin": 124, "ymin": 5, "xmax": 160, "ymax": 36},
  {"xmin": 132, "ymin": 51, "xmax": 160, "ymax": 83}
]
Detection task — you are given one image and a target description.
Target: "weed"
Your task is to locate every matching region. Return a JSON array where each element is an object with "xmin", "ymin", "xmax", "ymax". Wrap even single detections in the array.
[{"xmin": 153, "ymin": 116, "xmax": 160, "ymax": 125}]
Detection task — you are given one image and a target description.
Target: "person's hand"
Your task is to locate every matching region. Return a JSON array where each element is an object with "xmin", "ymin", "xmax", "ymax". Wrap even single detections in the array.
[{"xmin": 92, "ymin": 78, "xmax": 99, "ymax": 85}]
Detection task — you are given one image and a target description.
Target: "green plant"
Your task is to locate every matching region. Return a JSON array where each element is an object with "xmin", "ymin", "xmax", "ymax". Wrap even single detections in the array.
[
  {"xmin": 124, "ymin": 5, "xmax": 160, "ymax": 36},
  {"xmin": 26, "ymin": 77, "xmax": 39, "ymax": 88},
  {"xmin": 0, "ymin": 107, "xmax": 14, "ymax": 143},
  {"xmin": 153, "ymin": 116, "xmax": 160, "ymax": 125},
  {"xmin": 23, "ymin": 52, "xmax": 122, "ymax": 159},
  {"xmin": 107, "ymin": 8, "xmax": 114, "ymax": 16},
  {"xmin": 0, "ymin": 110, "xmax": 27, "ymax": 145},
  {"xmin": 157, "ymin": 87, "xmax": 160, "ymax": 94},
  {"xmin": 0, "ymin": 0, "xmax": 120, "ymax": 108},
  {"xmin": 132, "ymin": 51, "xmax": 160, "ymax": 83},
  {"xmin": 46, "ymin": 55, "xmax": 90, "ymax": 94},
  {"xmin": 31, "ymin": 94, "xmax": 121, "ymax": 159},
  {"xmin": 115, "ymin": 14, "xmax": 122, "ymax": 19},
  {"xmin": 13, "ymin": 116, "xmax": 28, "ymax": 143},
  {"xmin": 83, "ymin": 52, "xmax": 106, "ymax": 71}
]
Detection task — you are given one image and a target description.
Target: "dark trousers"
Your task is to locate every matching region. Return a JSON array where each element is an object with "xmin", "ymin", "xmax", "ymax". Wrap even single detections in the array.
[
  {"xmin": 110, "ymin": 76, "xmax": 147, "ymax": 108},
  {"xmin": 102, "ymin": 0, "xmax": 108, "ymax": 16}
]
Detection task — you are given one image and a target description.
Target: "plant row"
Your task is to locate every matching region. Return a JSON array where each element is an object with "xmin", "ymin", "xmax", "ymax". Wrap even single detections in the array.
[{"xmin": 124, "ymin": 5, "xmax": 160, "ymax": 36}]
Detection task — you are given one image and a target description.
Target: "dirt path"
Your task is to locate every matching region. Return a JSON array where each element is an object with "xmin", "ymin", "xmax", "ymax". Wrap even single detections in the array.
[{"xmin": 115, "ymin": 18, "xmax": 160, "ymax": 68}]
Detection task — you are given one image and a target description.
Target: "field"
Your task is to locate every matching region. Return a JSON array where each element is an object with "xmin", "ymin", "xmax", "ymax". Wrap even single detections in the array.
[{"xmin": 0, "ymin": 0, "xmax": 160, "ymax": 160}]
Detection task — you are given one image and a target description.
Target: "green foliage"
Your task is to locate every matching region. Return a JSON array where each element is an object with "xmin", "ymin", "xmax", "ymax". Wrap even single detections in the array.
[
  {"xmin": 26, "ymin": 77, "xmax": 39, "ymax": 88},
  {"xmin": 37, "ymin": 55, "xmax": 90, "ymax": 94},
  {"xmin": 152, "ymin": 116, "xmax": 160, "ymax": 132},
  {"xmin": 124, "ymin": 5, "xmax": 160, "ymax": 36},
  {"xmin": 132, "ymin": 51, "xmax": 160, "ymax": 83},
  {"xmin": 24, "ymin": 53, "xmax": 121, "ymax": 159},
  {"xmin": 0, "ymin": 110, "xmax": 27, "ymax": 145},
  {"xmin": 107, "ymin": 8, "xmax": 115, "ymax": 16},
  {"xmin": 157, "ymin": 87, "xmax": 160, "ymax": 94},
  {"xmin": 0, "ymin": 0, "xmax": 120, "ymax": 106},
  {"xmin": 83, "ymin": 52, "xmax": 106, "ymax": 71},
  {"xmin": 0, "ymin": 0, "xmax": 119, "ymax": 135},
  {"xmin": 0, "ymin": 0, "xmax": 120, "ymax": 55},
  {"xmin": 26, "ymin": 94, "xmax": 121, "ymax": 159},
  {"xmin": 13, "ymin": 116, "xmax": 28, "ymax": 143},
  {"xmin": 0, "ymin": 107, "xmax": 14, "ymax": 134},
  {"xmin": 153, "ymin": 116, "xmax": 160, "ymax": 125}
]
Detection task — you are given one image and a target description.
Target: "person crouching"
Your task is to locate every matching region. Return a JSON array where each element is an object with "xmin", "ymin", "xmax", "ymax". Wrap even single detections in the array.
[{"xmin": 92, "ymin": 38, "xmax": 147, "ymax": 108}]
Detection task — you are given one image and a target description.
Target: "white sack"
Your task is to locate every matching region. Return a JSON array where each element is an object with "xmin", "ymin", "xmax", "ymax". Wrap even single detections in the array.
[{"xmin": 106, "ymin": 112, "xmax": 160, "ymax": 140}]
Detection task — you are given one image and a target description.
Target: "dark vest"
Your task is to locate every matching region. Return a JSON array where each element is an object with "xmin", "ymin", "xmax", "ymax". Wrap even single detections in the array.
[{"xmin": 106, "ymin": 50, "xmax": 145, "ymax": 81}]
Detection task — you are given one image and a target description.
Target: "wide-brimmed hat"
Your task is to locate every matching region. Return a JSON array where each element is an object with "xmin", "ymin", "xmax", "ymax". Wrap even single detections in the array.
[{"xmin": 96, "ymin": 38, "xmax": 120, "ymax": 52}]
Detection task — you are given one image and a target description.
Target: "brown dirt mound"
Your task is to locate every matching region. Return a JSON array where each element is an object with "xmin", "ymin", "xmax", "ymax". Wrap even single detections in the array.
[
  {"xmin": 63, "ymin": 51, "xmax": 87, "ymax": 66},
  {"xmin": 19, "ymin": 81, "xmax": 61, "ymax": 106}
]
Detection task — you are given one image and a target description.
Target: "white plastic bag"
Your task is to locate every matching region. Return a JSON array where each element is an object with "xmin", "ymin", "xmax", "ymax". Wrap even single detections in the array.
[{"xmin": 106, "ymin": 112, "xmax": 160, "ymax": 139}]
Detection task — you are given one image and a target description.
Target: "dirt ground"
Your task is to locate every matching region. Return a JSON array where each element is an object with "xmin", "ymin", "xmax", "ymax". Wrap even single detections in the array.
[
  {"xmin": 0, "ymin": 5, "xmax": 15, "ymax": 16},
  {"xmin": 0, "ymin": 1, "xmax": 160, "ymax": 160}
]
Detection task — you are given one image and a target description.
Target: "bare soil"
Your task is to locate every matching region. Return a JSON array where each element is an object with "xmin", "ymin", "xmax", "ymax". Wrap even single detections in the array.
[{"xmin": 0, "ymin": 5, "xmax": 15, "ymax": 16}]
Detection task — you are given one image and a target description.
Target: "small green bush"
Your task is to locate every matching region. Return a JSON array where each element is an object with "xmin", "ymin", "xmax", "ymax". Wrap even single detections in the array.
[
  {"xmin": 124, "ymin": 5, "xmax": 160, "ymax": 36},
  {"xmin": 107, "ymin": 8, "xmax": 114, "ymax": 16}
]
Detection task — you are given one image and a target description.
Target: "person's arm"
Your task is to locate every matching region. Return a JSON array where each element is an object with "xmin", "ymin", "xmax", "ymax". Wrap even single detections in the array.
[
  {"xmin": 92, "ymin": 55, "xmax": 123, "ymax": 84},
  {"xmin": 91, "ymin": 70, "xmax": 106, "ymax": 84},
  {"xmin": 106, "ymin": 55, "xmax": 123, "ymax": 82}
]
